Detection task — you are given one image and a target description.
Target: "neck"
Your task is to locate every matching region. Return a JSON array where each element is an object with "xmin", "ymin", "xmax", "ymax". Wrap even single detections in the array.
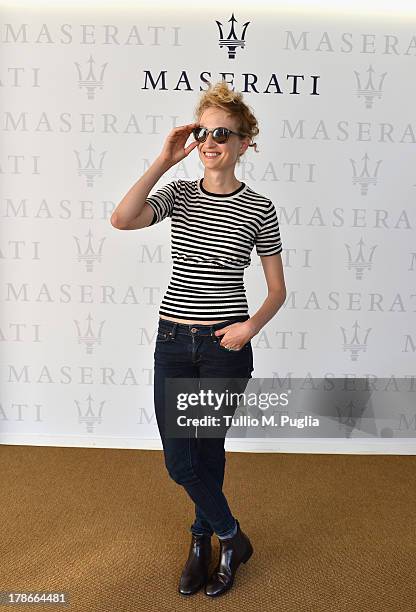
[{"xmin": 202, "ymin": 172, "xmax": 241, "ymax": 194}]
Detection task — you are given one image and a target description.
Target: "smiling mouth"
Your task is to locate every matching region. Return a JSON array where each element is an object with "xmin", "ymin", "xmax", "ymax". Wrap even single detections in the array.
[{"xmin": 204, "ymin": 152, "xmax": 221, "ymax": 158}]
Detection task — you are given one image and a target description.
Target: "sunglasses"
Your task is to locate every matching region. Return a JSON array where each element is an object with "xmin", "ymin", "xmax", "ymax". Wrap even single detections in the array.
[{"xmin": 192, "ymin": 126, "xmax": 245, "ymax": 144}]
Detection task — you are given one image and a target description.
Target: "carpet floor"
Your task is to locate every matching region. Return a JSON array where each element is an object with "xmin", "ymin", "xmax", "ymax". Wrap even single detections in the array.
[{"xmin": 1, "ymin": 445, "xmax": 415, "ymax": 611}]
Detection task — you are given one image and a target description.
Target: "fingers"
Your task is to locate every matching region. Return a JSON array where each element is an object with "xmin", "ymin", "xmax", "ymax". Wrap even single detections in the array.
[
  {"xmin": 184, "ymin": 141, "xmax": 199, "ymax": 155},
  {"xmin": 172, "ymin": 122, "xmax": 199, "ymax": 132}
]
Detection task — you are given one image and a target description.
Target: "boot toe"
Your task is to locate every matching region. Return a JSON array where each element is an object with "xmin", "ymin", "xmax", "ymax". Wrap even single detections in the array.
[
  {"xmin": 179, "ymin": 568, "xmax": 209, "ymax": 595},
  {"xmin": 178, "ymin": 534, "xmax": 211, "ymax": 596},
  {"xmin": 204, "ymin": 521, "xmax": 253, "ymax": 597},
  {"xmin": 178, "ymin": 577, "xmax": 206, "ymax": 596},
  {"xmin": 204, "ymin": 573, "xmax": 232, "ymax": 597}
]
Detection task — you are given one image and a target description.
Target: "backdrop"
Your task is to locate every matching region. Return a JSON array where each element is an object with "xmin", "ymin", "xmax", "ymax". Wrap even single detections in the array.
[{"xmin": 1, "ymin": 2, "xmax": 415, "ymax": 453}]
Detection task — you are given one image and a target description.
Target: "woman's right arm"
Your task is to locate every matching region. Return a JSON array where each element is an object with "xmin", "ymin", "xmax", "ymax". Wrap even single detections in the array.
[
  {"xmin": 110, "ymin": 123, "xmax": 199, "ymax": 231},
  {"xmin": 110, "ymin": 156, "xmax": 171, "ymax": 230}
]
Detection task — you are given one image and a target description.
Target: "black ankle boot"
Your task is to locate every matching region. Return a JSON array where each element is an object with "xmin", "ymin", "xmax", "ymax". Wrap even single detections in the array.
[
  {"xmin": 204, "ymin": 519, "xmax": 253, "ymax": 597},
  {"xmin": 178, "ymin": 533, "xmax": 212, "ymax": 596}
]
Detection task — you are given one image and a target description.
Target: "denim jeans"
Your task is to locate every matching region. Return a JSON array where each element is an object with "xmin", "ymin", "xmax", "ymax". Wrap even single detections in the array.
[{"xmin": 153, "ymin": 315, "xmax": 254, "ymax": 538}]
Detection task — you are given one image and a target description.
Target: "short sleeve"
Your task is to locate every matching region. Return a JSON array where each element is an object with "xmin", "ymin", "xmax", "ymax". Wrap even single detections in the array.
[
  {"xmin": 255, "ymin": 199, "xmax": 282, "ymax": 256},
  {"xmin": 146, "ymin": 180, "xmax": 180, "ymax": 226}
]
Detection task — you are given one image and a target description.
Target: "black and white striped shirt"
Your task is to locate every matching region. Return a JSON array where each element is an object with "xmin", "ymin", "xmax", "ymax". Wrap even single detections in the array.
[{"xmin": 146, "ymin": 178, "xmax": 282, "ymax": 321}]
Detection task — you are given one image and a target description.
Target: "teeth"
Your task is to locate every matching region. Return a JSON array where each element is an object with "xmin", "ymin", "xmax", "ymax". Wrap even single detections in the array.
[{"xmin": 205, "ymin": 152, "xmax": 220, "ymax": 157}]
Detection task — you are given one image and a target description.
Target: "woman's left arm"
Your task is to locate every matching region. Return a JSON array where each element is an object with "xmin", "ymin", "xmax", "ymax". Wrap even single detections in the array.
[
  {"xmin": 214, "ymin": 253, "xmax": 286, "ymax": 347},
  {"xmin": 246, "ymin": 253, "xmax": 286, "ymax": 338}
]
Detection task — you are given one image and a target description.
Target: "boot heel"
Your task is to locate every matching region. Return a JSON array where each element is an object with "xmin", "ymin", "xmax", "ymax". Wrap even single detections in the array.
[{"xmin": 241, "ymin": 542, "xmax": 253, "ymax": 564}]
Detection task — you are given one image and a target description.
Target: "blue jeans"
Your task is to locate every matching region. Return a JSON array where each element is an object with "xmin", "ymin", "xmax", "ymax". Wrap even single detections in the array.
[{"xmin": 153, "ymin": 315, "xmax": 254, "ymax": 538}]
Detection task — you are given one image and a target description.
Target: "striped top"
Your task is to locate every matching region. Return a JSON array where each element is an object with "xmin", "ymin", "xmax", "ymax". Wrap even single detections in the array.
[{"xmin": 146, "ymin": 178, "xmax": 282, "ymax": 321}]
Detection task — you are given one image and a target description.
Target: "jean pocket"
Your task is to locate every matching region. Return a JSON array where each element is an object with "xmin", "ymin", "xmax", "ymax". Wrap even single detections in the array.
[
  {"xmin": 214, "ymin": 339, "xmax": 250, "ymax": 353},
  {"xmin": 156, "ymin": 330, "xmax": 175, "ymax": 343}
]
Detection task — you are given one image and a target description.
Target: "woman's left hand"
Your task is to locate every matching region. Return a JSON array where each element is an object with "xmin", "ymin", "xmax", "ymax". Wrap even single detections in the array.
[{"xmin": 214, "ymin": 320, "xmax": 255, "ymax": 351}]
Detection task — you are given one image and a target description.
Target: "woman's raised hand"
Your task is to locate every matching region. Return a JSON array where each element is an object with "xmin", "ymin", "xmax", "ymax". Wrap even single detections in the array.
[{"xmin": 158, "ymin": 123, "xmax": 200, "ymax": 169}]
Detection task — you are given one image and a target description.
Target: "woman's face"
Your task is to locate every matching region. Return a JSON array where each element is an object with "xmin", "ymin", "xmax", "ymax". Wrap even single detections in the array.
[{"xmin": 196, "ymin": 107, "xmax": 249, "ymax": 171}]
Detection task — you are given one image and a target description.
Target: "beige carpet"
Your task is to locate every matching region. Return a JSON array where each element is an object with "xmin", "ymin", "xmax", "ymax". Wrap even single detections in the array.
[{"xmin": 1, "ymin": 444, "xmax": 415, "ymax": 611}]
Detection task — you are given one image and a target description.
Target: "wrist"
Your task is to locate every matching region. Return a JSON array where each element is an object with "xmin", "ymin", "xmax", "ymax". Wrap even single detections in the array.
[
  {"xmin": 246, "ymin": 318, "xmax": 259, "ymax": 338},
  {"xmin": 154, "ymin": 156, "xmax": 172, "ymax": 173}
]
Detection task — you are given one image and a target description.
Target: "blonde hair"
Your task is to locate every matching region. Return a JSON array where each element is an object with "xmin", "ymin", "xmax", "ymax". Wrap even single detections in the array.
[{"xmin": 193, "ymin": 81, "xmax": 260, "ymax": 163}]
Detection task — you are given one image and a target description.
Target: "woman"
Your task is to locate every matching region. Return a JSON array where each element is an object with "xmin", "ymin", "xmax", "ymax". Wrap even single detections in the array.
[{"xmin": 111, "ymin": 81, "xmax": 286, "ymax": 597}]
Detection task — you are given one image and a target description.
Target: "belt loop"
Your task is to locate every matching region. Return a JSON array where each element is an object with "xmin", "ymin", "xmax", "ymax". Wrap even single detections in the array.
[{"xmin": 171, "ymin": 322, "xmax": 178, "ymax": 339}]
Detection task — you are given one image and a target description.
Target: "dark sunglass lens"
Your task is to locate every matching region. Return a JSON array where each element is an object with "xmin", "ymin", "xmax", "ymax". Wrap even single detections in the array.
[
  {"xmin": 213, "ymin": 128, "xmax": 229, "ymax": 143},
  {"xmin": 194, "ymin": 127, "xmax": 207, "ymax": 142}
]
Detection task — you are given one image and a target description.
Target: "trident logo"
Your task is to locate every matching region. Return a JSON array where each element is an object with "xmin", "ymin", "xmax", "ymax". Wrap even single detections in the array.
[
  {"xmin": 74, "ymin": 143, "xmax": 107, "ymax": 188},
  {"xmin": 341, "ymin": 321, "xmax": 371, "ymax": 362},
  {"xmin": 74, "ymin": 312, "xmax": 105, "ymax": 355},
  {"xmin": 216, "ymin": 13, "xmax": 250, "ymax": 59},
  {"xmin": 73, "ymin": 229, "xmax": 106, "ymax": 273},
  {"xmin": 74, "ymin": 54, "xmax": 108, "ymax": 100},
  {"xmin": 350, "ymin": 153, "xmax": 382, "ymax": 196},
  {"xmin": 345, "ymin": 238, "xmax": 378, "ymax": 281},
  {"xmin": 75, "ymin": 394, "xmax": 105, "ymax": 433},
  {"xmin": 353, "ymin": 64, "xmax": 387, "ymax": 109}
]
